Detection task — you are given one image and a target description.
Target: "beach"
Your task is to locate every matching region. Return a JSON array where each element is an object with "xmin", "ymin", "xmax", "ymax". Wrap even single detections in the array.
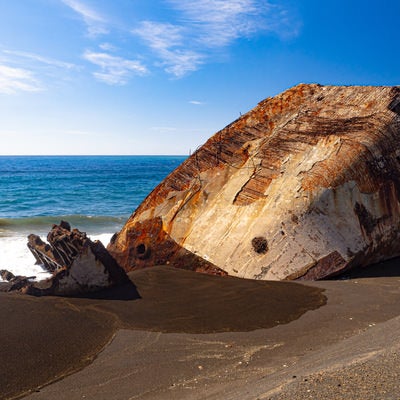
[
  {"xmin": 1, "ymin": 260, "xmax": 400, "ymax": 400},
  {"xmin": 2, "ymin": 1, "xmax": 400, "ymax": 398}
]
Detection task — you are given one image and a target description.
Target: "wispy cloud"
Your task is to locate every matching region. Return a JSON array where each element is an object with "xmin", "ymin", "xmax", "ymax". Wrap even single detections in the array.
[
  {"xmin": 151, "ymin": 126, "xmax": 177, "ymax": 133},
  {"xmin": 0, "ymin": 48, "xmax": 81, "ymax": 93},
  {"xmin": 132, "ymin": 0, "xmax": 299, "ymax": 77},
  {"xmin": 3, "ymin": 50, "xmax": 78, "ymax": 70},
  {"xmin": 99, "ymin": 42, "xmax": 117, "ymax": 52},
  {"xmin": 133, "ymin": 21, "xmax": 184, "ymax": 51},
  {"xmin": 169, "ymin": 0, "xmax": 298, "ymax": 43},
  {"xmin": 168, "ymin": 0, "xmax": 262, "ymax": 47},
  {"xmin": 161, "ymin": 49, "xmax": 204, "ymax": 78},
  {"xmin": 189, "ymin": 100, "xmax": 204, "ymax": 105},
  {"xmin": 62, "ymin": 0, "xmax": 108, "ymax": 36},
  {"xmin": 83, "ymin": 51, "xmax": 148, "ymax": 85},
  {"xmin": 0, "ymin": 64, "xmax": 42, "ymax": 94},
  {"xmin": 132, "ymin": 21, "xmax": 203, "ymax": 78}
]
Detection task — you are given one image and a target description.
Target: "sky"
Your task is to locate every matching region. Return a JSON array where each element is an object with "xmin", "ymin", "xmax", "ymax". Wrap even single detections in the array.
[{"xmin": 0, "ymin": 0, "xmax": 399, "ymax": 155}]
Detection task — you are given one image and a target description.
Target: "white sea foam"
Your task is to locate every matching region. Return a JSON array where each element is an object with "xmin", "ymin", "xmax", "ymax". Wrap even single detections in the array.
[
  {"xmin": 91, "ymin": 233, "xmax": 114, "ymax": 245},
  {"xmin": 0, "ymin": 236, "xmax": 50, "ymax": 280},
  {"xmin": 0, "ymin": 232, "xmax": 114, "ymax": 282}
]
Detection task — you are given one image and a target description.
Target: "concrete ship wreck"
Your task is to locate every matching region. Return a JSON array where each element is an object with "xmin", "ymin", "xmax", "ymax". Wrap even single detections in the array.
[{"xmin": 108, "ymin": 84, "xmax": 400, "ymax": 280}]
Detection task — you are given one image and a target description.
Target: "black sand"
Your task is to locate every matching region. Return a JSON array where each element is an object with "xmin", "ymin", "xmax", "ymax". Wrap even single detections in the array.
[
  {"xmin": 1, "ymin": 261, "xmax": 400, "ymax": 399},
  {"xmin": 0, "ymin": 266, "xmax": 325, "ymax": 400}
]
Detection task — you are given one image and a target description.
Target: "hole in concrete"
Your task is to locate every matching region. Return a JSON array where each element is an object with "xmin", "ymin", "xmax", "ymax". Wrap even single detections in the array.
[
  {"xmin": 136, "ymin": 243, "xmax": 151, "ymax": 260},
  {"xmin": 252, "ymin": 237, "xmax": 268, "ymax": 254},
  {"xmin": 136, "ymin": 244, "xmax": 146, "ymax": 255}
]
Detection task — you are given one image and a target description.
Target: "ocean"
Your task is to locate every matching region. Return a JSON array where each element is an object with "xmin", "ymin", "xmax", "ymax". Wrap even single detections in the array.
[{"xmin": 0, "ymin": 155, "xmax": 186, "ymax": 280}]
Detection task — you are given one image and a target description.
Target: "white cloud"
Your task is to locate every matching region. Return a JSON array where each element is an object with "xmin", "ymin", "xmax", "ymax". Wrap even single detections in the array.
[
  {"xmin": 133, "ymin": 21, "xmax": 204, "ymax": 77},
  {"xmin": 151, "ymin": 126, "xmax": 177, "ymax": 133},
  {"xmin": 99, "ymin": 42, "xmax": 117, "ymax": 52},
  {"xmin": 168, "ymin": 0, "xmax": 298, "ymax": 45},
  {"xmin": 167, "ymin": 0, "xmax": 262, "ymax": 47},
  {"xmin": 189, "ymin": 100, "xmax": 204, "ymax": 105},
  {"xmin": 132, "ymin": 0, "xmax": 298, "ymax": 77},
  {"xmin": 0, "ymin": 48, "xmax": 81, "ymax": 92},
  {"xmin": 0, "ymin": 64, "xmax": 42, "ymax": 94},
  {"xmin": 3, "ymin": 50, "xmax": 78, "ymax": 70},
  {"xmin": 133, "ymin": 21, "xmax": 184, "ymax": 52},
  {"xmin": 161, "ymin": 49, "xmax": 204, "ymax": 78},
  {"xmin": 62, "ymin": 0, "xmax": 108, "ymax": 36},
  {"xmin": 83, "ymin": 51, "xmax": 148, "ymax": 85}
]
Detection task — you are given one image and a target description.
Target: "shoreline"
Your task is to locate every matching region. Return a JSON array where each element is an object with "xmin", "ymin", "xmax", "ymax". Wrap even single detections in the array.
[{"xmin": 1, "ymin": 261, "xmax": 400, "ymax": 400}]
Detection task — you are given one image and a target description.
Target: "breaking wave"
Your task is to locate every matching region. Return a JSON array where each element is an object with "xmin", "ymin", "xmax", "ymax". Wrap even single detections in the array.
[
  {"xmin": 0, "ymin": 215, "xmax": 127, "ymax": 237},
  {"xmin": 0, "ymin": 217, "xmax": 117, "ymax": 280}
]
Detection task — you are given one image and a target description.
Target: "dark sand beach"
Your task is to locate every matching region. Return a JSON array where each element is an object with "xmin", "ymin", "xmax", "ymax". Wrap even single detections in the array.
[{"xmin": 1, "ymin": 261, "xmax": 400, "ymax": 400}]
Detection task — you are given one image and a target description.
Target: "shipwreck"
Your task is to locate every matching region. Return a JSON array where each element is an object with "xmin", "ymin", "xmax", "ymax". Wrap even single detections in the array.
[
  {"xmin": 106, "ymin": 83, "xmax": 400, "ymax": 280},
  {"xmin": 6, "ymin": 221, "xmax": 131, "ymax": 296}
]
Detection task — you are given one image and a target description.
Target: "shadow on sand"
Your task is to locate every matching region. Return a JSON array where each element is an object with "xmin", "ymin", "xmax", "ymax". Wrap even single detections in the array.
[
  {"xmin": 329, "ymin": 256, "xmax": 400, "ymax": 279},
  {"xmin": 73, "ymin": 280, "xmax": 141, "ymax": 300}
]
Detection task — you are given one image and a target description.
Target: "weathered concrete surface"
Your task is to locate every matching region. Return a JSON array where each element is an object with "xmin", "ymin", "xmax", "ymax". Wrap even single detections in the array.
[
  {"xmin": 23, "ymin": 222, "xmax": 130, "ymax": 296},
  {"xmin": 108, "ymin": 84, "xmax": 400, "ymax": 280}
]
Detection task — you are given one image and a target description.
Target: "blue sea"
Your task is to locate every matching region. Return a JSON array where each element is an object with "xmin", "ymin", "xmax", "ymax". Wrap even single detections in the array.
[{"xmin": 0, "ymin": 155, "xmax": 186, "ymax": 279}]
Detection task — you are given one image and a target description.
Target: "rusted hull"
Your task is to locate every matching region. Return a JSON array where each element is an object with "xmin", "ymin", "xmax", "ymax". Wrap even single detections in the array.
[{"xmin": 108, "ymin": 84, "xmax": 400, "ymax": 280}]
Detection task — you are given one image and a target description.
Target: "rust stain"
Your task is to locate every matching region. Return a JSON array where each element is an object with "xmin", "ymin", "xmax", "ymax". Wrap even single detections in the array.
[
  {"xmin": 132, "ymin": 84, "xmax": 317, "ymax": 215},
  {"xmin": 108, "ymin": 217, "xmax": 226, "ymax": 276}
]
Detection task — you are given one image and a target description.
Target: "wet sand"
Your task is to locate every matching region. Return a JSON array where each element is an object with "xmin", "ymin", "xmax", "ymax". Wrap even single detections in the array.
[{"xmin": 1, "ymin": 261, "xmax": 400, "ymax": 400}]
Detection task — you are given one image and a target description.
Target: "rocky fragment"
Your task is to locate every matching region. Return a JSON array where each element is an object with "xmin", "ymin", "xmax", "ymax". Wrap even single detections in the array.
[
  {"xmin": 0, "ymin": 270, "xmax": 36, "ymax": 292},
  {"xmin": 107, "ymin": 84, "xmax": 400, "ymax": 280},
  {"xmin": 0, "ymin": 269, "xmax": 17, "ymax": 282},
  {"xmin": 22, "ymin": 222, "xmax": 130, "ymax": 296}
]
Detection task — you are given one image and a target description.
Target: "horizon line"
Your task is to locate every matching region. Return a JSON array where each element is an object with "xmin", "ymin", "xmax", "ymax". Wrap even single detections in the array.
[{"xmin": 0, "ymin": 154, "xmax": 189, "ymax": 157}]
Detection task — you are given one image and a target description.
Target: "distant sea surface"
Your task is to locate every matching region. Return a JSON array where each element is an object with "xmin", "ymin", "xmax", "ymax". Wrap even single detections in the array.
[{"xmin": 0, "ymin": 155, "xmax": 186, "ymax": 279}]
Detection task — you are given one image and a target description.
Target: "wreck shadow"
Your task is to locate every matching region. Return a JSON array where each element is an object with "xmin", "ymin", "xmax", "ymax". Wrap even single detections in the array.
[
  {"xmin": 328, "ymin": 256, "xmax": 400, "ymax": 279},
  {"xmin": 73, "ymin": 281, "xmax": 141, "ymax": 301}
]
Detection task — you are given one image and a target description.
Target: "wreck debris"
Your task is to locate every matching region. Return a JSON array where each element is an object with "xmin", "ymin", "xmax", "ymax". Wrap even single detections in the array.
[
  {"xmin": 0, "ymin": 269, "xmax": 17, "ymax": 282},
  {"xmin": 107, "ymin": 84, "xmax": 400, "ymax": 280},
  {"xmin": 0, "ymin": 270, "xmax": 36, "ymax": 292},
  {"xmin": 18, "ymin": 222, "xmax": 130, "ymax": 296},
  {"xmin": 27, "ymin": 234, "xmax": 62, "ymax": 273}
]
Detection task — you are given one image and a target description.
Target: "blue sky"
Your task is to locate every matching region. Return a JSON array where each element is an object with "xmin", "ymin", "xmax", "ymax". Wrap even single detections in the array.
[{"xmin": 0, "ymin": 0, "xmax": 399, "ymax": 155}]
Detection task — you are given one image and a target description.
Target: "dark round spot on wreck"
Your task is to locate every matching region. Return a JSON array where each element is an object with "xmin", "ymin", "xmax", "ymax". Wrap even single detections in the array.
[
  {"xmin": 252, "ymin": 236, "xmax": 268, "ymax": 254},
  {"xmin": 136, "ymin": 244, "xmax": 146, "ymax": 254},
  {"xmin": 136, "ymin": 243, "xmax": 150, "ymax": 259}
]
